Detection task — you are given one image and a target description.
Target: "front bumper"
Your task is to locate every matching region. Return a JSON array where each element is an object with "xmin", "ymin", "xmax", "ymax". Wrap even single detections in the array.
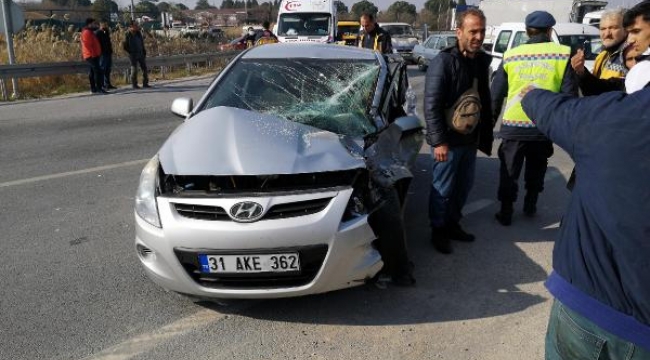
[{"xmin": 135, "ymin": 188, "xmax": 383, "ymax": 299}]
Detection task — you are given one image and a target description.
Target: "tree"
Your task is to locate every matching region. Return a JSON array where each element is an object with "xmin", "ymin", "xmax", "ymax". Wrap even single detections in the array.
[
  {"xmin": 195, "ymin": 0, "xmax": 214, "ymax": 10},
  {"xmin": 156, "ymin": 1, "xmax": 172, "ymax": 12},
  {"xmin": 175, "ymin": 3, "xmax": 189, "ymax": 10},
  {"xmin": 386, "ymin": 1, "xmax": 416, "ymax": 22},
  {"xmin": 91, "ymin": 0, "xmax": 119, "ymax": 21},
  {"xmin": 334, "ymin": 0, "xmax": 348, "ymax": 14},
  {"xmin": 135, "ymin": 0, "xmax": 160, "ymax": 18},
  {"xmin": 350, "ymin": 0, "xmax": 378, "ymax": 19},
  {"xmin": 424, "ymin": 0, "xmax": 456, "ymax": 30},
  {"xmin": 221, "ymin": 0, "xmax": 235, "ymax": 8}
]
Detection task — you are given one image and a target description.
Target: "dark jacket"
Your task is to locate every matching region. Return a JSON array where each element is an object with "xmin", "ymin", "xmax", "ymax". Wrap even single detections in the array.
[
  {"xmin": 491, "ymin": 34, "xmax": 578, "ymax": 141},
  {"xmin": 123, "ymin": 30, "xmax": 146, "ymax": 59},
  {"xmin": 95, "ymin": 28, "xmax": 113, "ymax": 55},
  {"xmin": 522, "ymin": 86, "xmax": 650, "ymax": 350},
  {"xmin": 423, "ymin": 45, "xmax": 494, "ymax": 156},
  {"xmin": 358, "ymin": 26, "xmax": 392, "ymax": 54}
]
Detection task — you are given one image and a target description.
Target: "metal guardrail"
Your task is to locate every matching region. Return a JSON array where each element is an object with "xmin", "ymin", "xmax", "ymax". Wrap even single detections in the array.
[{"xmin": 0, "ymin": 51, "xmax": 241, "ymax": 99}]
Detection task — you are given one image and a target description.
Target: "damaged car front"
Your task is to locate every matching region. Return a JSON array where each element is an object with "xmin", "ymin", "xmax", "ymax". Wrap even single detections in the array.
[{"xmin": 134, "ymin": 44, "xmax": 423, "ymax": 299}]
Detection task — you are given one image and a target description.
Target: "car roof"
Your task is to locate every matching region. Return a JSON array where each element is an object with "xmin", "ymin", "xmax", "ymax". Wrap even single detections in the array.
[
  {"xmin": 338, "ymin": 20, "xmax": 360, "ymax": 26},
  {"xmin": 497, "ymin": 22, "xmax": 599, "ymax": 35},
  {"xmin": 242, "ymin": 43, "xmax": 379, "ymax": 60},
  {"xmin": 378, "ymin": 22, "xmax": 412, "ymax": 26}
]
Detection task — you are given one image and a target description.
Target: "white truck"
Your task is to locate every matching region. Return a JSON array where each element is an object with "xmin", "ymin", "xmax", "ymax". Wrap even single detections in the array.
[
  {"xmin": 274, "ymin": 0, "xmax": 337, "ymax": 43},
  {"xmin": 487, "ymin": 22, "xmax": 601, "ymax": 80},
  {"xmin": 378, "ymin": 22, "xmax": 420, "ymax": 64}
]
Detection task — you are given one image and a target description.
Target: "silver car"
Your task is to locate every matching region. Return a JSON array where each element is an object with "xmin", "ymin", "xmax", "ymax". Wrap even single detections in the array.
[
  {"xmin": 134, "ymin": 43, "xmax": 423, "ymax": 299},
  {"xmin": 412, "ymin": 32, "xmax": 457, "ymax": 71}
]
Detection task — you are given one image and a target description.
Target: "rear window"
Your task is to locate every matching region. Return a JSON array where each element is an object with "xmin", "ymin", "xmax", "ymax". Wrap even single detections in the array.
[{"xmin": 557, "ymin": 35, "xmax": 601, "ymax": 60}]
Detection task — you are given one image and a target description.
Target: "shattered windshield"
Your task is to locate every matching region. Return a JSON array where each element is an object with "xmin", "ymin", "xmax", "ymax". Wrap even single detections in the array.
[
  {"xmin": 201, "ymin": 58, "xmax": 380, "ymax": 137},
  {"xmin": 279, "ymin": 13, "xmax": 331, "ymax": 36},
  {"xmin": 383, "ymin": 25, "xmax": 415, "ymax": 38}
]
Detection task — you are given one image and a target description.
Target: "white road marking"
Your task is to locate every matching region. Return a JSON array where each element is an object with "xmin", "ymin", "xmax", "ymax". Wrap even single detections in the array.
[
  {"xmin": 81, "ymin": 309, "xmax": 226, "ymax": 360},
  {"xmin": 0, "ymin": 159, "xmax": 149, "ymax": 188}
]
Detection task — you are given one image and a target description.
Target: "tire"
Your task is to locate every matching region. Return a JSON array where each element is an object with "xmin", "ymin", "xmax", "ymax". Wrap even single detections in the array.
[{"xmin": 417, "ymin": 57, "xmax": 428, "ymax": 72}]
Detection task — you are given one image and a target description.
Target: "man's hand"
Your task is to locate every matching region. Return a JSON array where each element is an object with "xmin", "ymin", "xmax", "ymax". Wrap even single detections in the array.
[
  {"xmin": 571, "ymin": 49, "xmax": 585, "ymax": 76},
  {"xmin": 434, "ymin": 143, "xmax": 449, "ymax": 162}
]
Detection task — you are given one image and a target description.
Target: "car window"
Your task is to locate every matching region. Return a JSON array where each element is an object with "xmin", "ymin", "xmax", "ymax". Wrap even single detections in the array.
[
  {"xmin": 436, "ymin": 37, "xmax": 447, "ymax": 49},
  {"xmin": 426, "ymin": 37, "xmax": 438, "ymax": 49},
  {"xmin": 201, "ymin": 59, "xmax": 380, "ymax": 137},
  {"xmin": 338, "ymin": 25, "xmax": 359, "ymax": 37},
  {"xmin": 447, "ymin": 37, "xmax": 457, "ymax": 47},
  {"xmin": 512, "ymin": 31, "xmax": 529, "ymax": 49},
  {"xmin": 278, "ymin": 13, "xmax": 331, "ymax": 36},
  {"xmin": 382, "ymin": 25, "xmax": 415, "ymax": 37},
  {"xmin": 494, "ymin": 30, "xmax": 512, "ymax": 54},
  {"xmin": 557, "ymin": 34, "xmax": 600, "ymax": 60}
]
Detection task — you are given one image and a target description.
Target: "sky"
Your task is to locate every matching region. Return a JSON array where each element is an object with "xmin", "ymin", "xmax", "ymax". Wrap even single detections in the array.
[{"xmin": 113, "ymin": 0, "xmax": 640, "ymax": 12}]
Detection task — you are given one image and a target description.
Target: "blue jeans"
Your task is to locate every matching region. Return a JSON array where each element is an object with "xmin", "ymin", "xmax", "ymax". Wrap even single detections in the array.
[
  {"xmin": 428, "ymin": 144, "xmax": 477, "ymax": 228},
  {"xmin": 546, "ymin": 300, "xmax": 650, "ymax": 360}
]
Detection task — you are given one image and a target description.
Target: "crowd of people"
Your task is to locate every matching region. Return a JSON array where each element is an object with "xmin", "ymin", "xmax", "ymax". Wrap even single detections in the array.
[
  {"xmin": 414, "ymin": 2, "xmax": 649, "ymax": 358},
  {"xmin": 80, "ymin": 18, "xmax": 150, "ymax": 94}
]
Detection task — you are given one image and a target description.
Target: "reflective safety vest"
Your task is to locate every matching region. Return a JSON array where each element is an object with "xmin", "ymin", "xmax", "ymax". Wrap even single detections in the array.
[
  {"xmin": 592, "ymin": 47, "xmax": 627, "ymax": 80},
  {"xmin": 502, "ymin": 42, "xmax": 570, "ymax": 127},
  {"xmin": 358, "ymin": 32, "xmax": 382, "ymax": 53}
]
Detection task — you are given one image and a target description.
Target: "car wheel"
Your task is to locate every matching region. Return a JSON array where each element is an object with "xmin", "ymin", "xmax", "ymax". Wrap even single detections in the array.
[{"xmin": 417, "ymin": 58, "xmax": 428, "ymax": 72}]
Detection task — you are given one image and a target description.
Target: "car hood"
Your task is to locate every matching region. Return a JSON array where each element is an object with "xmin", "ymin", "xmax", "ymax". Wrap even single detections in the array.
[{"xmin": 158, "ymin": 106, "xmax": 366, "ymax": 176}]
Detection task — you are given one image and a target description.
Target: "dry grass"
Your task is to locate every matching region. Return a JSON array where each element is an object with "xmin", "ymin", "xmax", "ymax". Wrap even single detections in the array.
[{"xmin": 0, "ymin": 24, "xmax": 233, "ymax": 100}]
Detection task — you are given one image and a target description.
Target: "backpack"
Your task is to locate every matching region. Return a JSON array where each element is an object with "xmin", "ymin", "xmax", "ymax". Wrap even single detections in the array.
[{"xmin": 445, "ymin": 78, "xmax": 481, "ymax": 135}]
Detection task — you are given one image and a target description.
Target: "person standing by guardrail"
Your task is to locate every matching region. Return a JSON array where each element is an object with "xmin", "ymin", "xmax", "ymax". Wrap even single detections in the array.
[
  {"xmin": 95, "ymin": 20, "xmax": 116, "ymax": 90},
  {"xmin": 81, "ymin": 18, "xmax": 107, "ymax": 94},
  {"xmin": 123, "ymin": 21, "xmax": 150, "ymax": 89}
]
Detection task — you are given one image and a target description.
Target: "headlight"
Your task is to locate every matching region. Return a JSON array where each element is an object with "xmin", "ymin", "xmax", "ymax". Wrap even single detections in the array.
[{"xmin": 135, "ymin": 155, "xmax": 161, "ymax": 228}]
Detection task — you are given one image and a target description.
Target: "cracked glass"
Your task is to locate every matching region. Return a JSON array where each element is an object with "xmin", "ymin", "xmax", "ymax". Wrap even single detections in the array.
[{"xmin": 201, "ymin": 58, "xmax": 380, "ymax": 137}]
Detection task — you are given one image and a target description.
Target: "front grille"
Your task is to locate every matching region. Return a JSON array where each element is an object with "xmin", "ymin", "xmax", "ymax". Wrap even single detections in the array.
[
  {"xmin": 173, "ymin": 197, "xmax": 332, "ymax": 221},
  {"xmin": 174, "ymin": 245, "xmax": 329, "ymax": 289},
  {"xmin": 265, "ymin": 198, "xmax": 331, "ymax": 220},
  {"xmin": 175, "ymin": 203, "xmax": 229, "ymax": 221}
]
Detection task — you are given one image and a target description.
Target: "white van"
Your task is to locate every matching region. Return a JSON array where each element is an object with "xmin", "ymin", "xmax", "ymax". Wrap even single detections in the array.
[
  {"xmin": 488, "ymin": 22, "xmax": 601, "ymax": 79},
  {"xmin": 275, "ymin": 0, "xmax": 337, "ymax": 43}
]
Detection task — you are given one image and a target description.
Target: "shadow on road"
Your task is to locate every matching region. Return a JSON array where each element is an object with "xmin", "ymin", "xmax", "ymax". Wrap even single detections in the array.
[{"xmin": 197, "ymin": 152, "xmax": 570, "ymax": 326}]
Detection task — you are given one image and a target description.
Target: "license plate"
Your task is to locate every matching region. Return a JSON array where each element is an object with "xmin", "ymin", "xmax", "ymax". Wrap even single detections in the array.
[{"xmin": 198, "ymin": 253, "xmax": 300, "ymax": 274}]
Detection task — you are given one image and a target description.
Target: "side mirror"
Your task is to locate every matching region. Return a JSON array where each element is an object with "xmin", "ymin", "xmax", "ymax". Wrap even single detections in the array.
[{"xmin": 170, "ymin": 97, "xmax": 193, "ymax": 118}]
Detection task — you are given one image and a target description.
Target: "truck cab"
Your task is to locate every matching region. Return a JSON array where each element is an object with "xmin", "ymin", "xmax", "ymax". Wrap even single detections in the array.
[
  {"xmin": 275, "ymin": 0, "xmax": 337, "ymax": 43},
  {"xmin": 378, "ymin": 22, "xmax": 419, "ymax": 64},
  {"xmin": 337, "ymin": 20, "xmax": 360, "ymax": 46},
  {"xmin": 488, "ymin": 22, "xmax": 601, "ymax": 80}
]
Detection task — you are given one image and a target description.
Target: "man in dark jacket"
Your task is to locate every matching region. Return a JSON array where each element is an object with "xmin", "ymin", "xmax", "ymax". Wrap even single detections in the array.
[
  {"xmin": 521, "ymin": 62, "xmax": 650, "ymax": 360},
  {"xmin": 423, "ymin": 8, "xmax": 493, "ymax": 254},
  {"xmin": 358, "ymin": 13, "xmax": 392, "ymax": 54},
  {"xmin": 491, "ymin": 11, "xmax": 578, "ymax": 226},
  {"xmin": 123, "ymin": 21, "xmax": 149, "ymax": 89},
  {"xmin": 95, "ymin": 20, "xmax": 115, "ymax": 90}
]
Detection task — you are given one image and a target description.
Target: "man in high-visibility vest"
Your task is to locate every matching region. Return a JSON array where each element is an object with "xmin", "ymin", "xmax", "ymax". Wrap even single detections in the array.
[
  {"xmin": 490, "ymin": 11, "xmax": 578, "ymax": 226},
  {"xmin": 358, "ymin": 13, "xmax": 392, "ymax": 54}
]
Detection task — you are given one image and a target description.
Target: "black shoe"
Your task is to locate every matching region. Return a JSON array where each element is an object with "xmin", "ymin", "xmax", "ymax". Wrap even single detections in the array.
[
  {"xmin": 523, "ymin": 193, "xmax": 538, "ymax": 217},
  {"xmin": 495, "ymin": 201, "xmax": 513, "ymax": 226},
  {"xmin": 446, "ymin": 223, "xmax": 475, "ymax": 242},
  {"xmin": 107, "ymin": 85, "xmax": 117, "ymax": 90},
  {"xmin": 132, "ymin": 84, "xmax": 140, "ymax": 89},
  {"xmin": 98, "ymin": 89, "xmax": 109, "ymax": 94},
  {"xmin": 431, "ymin": 228, "xmax": 453, "ymax": 254},
  {"xmin": 142, "ymin": 84, "xmax": 151, "ymax": 88}
]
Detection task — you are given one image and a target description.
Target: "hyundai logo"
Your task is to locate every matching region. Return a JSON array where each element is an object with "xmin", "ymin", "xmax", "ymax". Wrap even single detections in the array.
[{"xmin": 229, "ymin": 201, "xmax": 264, "ymax": 222}]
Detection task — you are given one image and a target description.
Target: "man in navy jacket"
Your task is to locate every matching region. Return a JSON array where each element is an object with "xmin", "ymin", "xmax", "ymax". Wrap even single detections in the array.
[{"xmin": 521, "ymin": 70, "xmax": 650, "ymax": 358}]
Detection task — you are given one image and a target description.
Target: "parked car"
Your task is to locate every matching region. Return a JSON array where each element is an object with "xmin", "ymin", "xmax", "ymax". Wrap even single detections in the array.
[
  {"xmin": 379, "ymin": 22, "xmax": 419, "ymax": 64},
  {"xmin": 134, "ymin": 43, "xmax": 424, "ymax": 300},
  {"xmin": 412, "ymin": 31, "xmax": 457, "ymax": 72}
]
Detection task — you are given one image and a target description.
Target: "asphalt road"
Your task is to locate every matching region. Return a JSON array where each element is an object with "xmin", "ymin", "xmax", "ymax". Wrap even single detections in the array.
[{"xmin": 0, "ymin": 68, "xmax": 575, "ymax": 360}]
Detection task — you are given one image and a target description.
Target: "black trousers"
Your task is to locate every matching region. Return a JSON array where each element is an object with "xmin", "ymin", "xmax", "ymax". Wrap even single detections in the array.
[
  {"xmin": 129, "ymin": 56, "xmax": 149, "ymax": 86},
  {"xmin": 497, "ymin": 139, "xmax": 554, "ymax": 203},
  {"xmin": 85, "ymin": 56, "xmax": 103, "ymax": 92}
]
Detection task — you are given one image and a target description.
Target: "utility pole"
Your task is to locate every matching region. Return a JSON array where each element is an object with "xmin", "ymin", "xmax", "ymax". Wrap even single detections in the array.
[
  {"xmin": 130, "ymin": 0, "xmax": 135, "ymax": 21},
  {"xmin": 1, "ymin": 0, "xmax": 18, "ymax": 98}
]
